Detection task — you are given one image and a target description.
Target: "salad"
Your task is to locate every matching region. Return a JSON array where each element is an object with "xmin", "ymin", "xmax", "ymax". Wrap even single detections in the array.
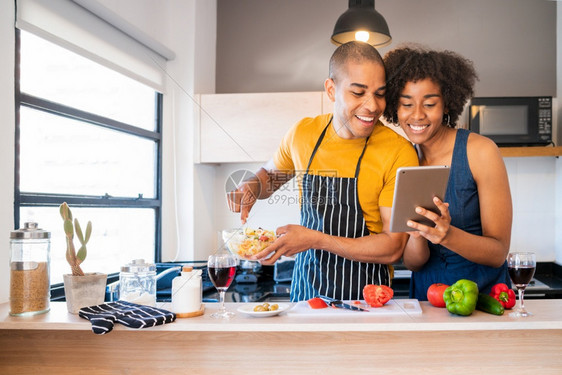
[{"xmin": 225, "ymin": 227, "xmax": 276, "ymax": 259}]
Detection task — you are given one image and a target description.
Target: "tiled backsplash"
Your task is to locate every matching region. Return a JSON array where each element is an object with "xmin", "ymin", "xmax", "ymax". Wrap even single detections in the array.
[{"xmin": 504, "ymin": 156, "xmax": 560, "ymax": 262}]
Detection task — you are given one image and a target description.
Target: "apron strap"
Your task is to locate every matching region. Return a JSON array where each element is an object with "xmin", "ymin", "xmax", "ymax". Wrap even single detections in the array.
[
  {"xmin": 306, "ymin": 115, "xmax": 370, "ymax": 177},
  {"xmin": 305, "ymin": 117, "xmax": 332, "ymax": 173},
  {"xmin": 354, "ymin": 136, "xmax": 370, "ymax": 179}
]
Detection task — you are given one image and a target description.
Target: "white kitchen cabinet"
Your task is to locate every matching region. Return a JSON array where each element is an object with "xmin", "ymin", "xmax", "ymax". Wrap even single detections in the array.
[
  {"xmin": 322, "ymin": 91, "xmax": 333, "ymax": 114},
  {"xmin": 197, "ymin": 91, "xmax": 331, "ymax": 163}
]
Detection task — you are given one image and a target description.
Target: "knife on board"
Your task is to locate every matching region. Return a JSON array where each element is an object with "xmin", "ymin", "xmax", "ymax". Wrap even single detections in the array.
[{"xmin": 316, "ymin": 295, "xmax": 368, "ymax": 312}]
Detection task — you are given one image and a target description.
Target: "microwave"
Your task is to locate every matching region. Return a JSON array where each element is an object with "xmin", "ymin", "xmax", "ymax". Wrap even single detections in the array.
[{"xmin": 468, "ymin": 96, "xmax": 552, "ymax": 147}]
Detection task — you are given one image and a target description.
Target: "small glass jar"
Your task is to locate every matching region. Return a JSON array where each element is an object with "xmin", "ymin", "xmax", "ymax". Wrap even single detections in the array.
[
  {"xmin": 10, "ymin": 222, "xmax": 51, "ymax": 316},
  {"xmin": 119, "ymin": 259, "xmax": 156, "ymax": 306}
]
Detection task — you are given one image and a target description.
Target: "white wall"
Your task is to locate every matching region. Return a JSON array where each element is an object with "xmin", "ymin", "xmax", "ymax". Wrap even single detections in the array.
[
  {"xmin": 554, "ymin": 158, "xmax": 562, "ymax": 264},
  {"xmin": 554, "ymin": 1, "xmax": 562, "ymax": 264},
  {"xmin": 94, "ymin": 0, "xmax": 217, "ymax": 263},
  {"xmin": 0, "ymin": 1, "xmax": 16, "ymax": 304},
  {"xmin": 505, "ymin": 158, "xmax": 558, "ymax": 261}
]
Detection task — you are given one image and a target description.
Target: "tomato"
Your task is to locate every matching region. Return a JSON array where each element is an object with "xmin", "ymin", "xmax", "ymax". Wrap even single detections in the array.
[
  {"xmin": 363, "ymin": 285, "xmax": 394, "ymax": 308},
  {"xmin": 427, "ymin": 283, "xmax": 449, "ymax": 308},
  {"xmin": 307, "ymin": 297, "xmax": 328, "ymax": 309}
]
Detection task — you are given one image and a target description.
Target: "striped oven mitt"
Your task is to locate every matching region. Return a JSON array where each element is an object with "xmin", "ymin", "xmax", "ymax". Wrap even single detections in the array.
[{"xmin": 79, "ymin": 301, "xmax": 176, "ymax": 335}]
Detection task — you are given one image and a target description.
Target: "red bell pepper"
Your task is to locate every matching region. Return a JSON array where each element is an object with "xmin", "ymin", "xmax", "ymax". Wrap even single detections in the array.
[{"xmin": 490, "ymin": 283, "xmax": 516, "ymax": 309}]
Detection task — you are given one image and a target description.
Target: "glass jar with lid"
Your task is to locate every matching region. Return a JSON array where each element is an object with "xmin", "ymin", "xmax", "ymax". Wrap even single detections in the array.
[
  {"xmin": 10, "ymin": 222, "xmax": 51, "ymax": 316},
  {"xmin": 119, "ymin": 259, "xmax": 156, "ymax": 306}
]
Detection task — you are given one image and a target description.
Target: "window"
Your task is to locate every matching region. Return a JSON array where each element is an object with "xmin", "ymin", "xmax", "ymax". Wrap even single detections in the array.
[{"xmin": 15, "ymin": 30, "xmax": 162, "ymax": 284}]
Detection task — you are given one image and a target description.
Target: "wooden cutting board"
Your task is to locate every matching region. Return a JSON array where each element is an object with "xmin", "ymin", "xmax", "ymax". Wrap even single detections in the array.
[{"xmin": 286, "ymin": 299, "xmax": 422, "ymax": 316}]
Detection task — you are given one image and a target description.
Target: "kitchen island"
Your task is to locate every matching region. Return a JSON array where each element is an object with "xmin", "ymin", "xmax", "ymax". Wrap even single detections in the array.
[{"xmin": 1, "ymin": 300, "xmax": 561, "ymax": 374}]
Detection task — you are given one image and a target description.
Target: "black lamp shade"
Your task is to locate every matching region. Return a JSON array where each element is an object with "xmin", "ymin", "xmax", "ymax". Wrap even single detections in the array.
[{"xmin": 331, "ymin": 0, "xmax": 391, "ymax": 48}]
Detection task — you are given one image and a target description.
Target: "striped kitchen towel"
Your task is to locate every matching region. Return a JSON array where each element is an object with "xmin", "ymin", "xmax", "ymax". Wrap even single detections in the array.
[{"xmin": 79, "ymin": 300, "xmax": 176, "ymax": 335}]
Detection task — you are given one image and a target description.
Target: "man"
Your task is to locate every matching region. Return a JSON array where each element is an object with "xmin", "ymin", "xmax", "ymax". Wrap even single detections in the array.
[{"xmin": 227, "ymin": 41, "xmax": 418, "ymax": 302}]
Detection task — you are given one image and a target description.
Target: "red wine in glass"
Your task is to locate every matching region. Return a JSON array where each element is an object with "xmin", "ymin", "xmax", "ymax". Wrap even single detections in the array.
[
  {"xmin": 508, "ymin": 266, "xmax": 535, "ymax": 288},
  {"xmin": 208, "ymin": 266, "xmax": 236, "ymax": 290},
  {"xmin": 507, "ymin": 252, "xmax": 536, "ymax": 317},
  {"xmin": 207, "ymin": 252, "xmax": 237, "ymax": 319}
]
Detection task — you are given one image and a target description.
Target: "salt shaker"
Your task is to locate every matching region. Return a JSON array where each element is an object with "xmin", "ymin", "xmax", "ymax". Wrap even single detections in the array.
[
  {"xmin": 171, "ymin": 266, "xmax": 202, "ymax": 315},
  {"xmin": 9, "ymin": 222, "xmax": 51, "ymax": 316}
]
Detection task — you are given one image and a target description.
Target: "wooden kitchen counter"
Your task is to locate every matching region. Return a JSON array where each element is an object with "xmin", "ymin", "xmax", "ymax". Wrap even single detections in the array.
[{"xmin": 1, "ymin": 300, "xmax": 561, "ymax": 374}]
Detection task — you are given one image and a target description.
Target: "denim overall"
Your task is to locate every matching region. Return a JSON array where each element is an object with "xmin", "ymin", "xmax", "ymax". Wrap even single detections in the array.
[{"xmin": 410, "ymin": 129, "xmax": 511, "ymax": 300}]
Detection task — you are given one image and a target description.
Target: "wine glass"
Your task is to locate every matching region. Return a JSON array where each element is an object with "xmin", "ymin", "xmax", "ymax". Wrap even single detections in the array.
[
  {"xmin": 207, "ymin": 251, "xmax": 237, "ymax": 319},
  {"xmin": 507, "ymin": 252, "xmax": 536, "ymax": 317}
]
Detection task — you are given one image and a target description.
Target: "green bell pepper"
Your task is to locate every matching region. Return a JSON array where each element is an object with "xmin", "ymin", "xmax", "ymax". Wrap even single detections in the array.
[{"xmin": 443, "ymin": 279, "xmax": 479, "ymax": 316}]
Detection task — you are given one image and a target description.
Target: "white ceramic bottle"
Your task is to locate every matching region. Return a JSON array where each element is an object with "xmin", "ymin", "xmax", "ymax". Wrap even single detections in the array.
[{"xmin": 171, "ymin": 266, "xmax": 202, "ymax": 315}]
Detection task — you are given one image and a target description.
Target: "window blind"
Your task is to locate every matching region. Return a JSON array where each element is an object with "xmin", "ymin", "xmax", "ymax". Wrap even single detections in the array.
[{"xmin": 16, "ymin": 0, "xmax": 173, "ymax": 92}]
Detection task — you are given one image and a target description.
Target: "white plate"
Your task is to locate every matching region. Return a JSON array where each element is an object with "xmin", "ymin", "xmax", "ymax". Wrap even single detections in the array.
[{"xmin": 237, "ymin": 303, "xmax": 291, "ymax": 317}]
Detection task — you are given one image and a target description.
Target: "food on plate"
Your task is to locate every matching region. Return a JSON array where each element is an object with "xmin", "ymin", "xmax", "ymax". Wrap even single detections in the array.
[
  {"xmin": 490, "ymin": 283, "xmax": 516, "ymax": 309},
  {"xmin": 225, "ymin": 227, "xmax": 276, "ymax": 259},
  {"xmin": 363, "ymin": 284, "xmax": 394, "ymax": 307},
  {"xmin": 443, "ymin": 279, "xmax": 479, "ymax": 316},
  {"xmin": 253, "ymin": 302, "xmax": 279, "ymax": 312},
  {"xmin": 426, "ymin": 283, "xmax": 449, "ymax": 308},
  {"xmin": 307, "ymin": 297, "xmax": 328, "ymax": 309},
  {"xmin": 476, "ymin": 293, "xmax": 504, "ymax": 315}
]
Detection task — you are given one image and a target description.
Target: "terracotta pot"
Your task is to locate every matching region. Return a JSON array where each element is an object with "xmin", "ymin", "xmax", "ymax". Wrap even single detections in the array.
[{"xmin": 63, "ymin": 272, "xmax": 107, "ymax": 314}]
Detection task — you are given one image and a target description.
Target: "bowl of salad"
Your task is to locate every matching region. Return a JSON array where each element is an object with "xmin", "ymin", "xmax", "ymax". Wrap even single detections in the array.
[{"xmin": 222, "ymin": 227, "xmax": 276, "ymax": 260}]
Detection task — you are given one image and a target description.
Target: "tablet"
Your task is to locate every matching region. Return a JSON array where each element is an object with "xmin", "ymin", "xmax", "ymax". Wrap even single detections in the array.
[{"xmin": 389, "ymin": 166, "xmax": 450, "ymax": 233}]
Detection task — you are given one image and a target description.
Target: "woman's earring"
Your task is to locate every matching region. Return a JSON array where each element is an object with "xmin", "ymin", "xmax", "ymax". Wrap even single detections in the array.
[{"xmin": 443, "ymin": 113, "xmax": 451, "ymax": 127}]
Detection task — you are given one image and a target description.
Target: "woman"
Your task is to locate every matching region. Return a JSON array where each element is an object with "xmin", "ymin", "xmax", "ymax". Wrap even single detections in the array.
[{"xmin": 383, "ymin": 45, "xmax": 512, "ymax": 300}]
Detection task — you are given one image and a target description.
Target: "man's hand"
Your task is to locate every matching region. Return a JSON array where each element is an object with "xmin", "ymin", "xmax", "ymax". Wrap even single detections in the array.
[
  {"xmin": 225, "ymin": 160, "xmax": 293, "ymax": 224},
  {"xmin": 226, "ymin": 179, "xmax": 261, "ymax": 224},
  {"xmin": 251, "ymin": 224, "xmax": 318, "ymax": 265}
]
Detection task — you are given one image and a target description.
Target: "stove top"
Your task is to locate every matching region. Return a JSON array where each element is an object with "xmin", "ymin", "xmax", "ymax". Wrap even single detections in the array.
[{"xmin": 525, "ymin": 278, "xmax": 550, "ymax": 290}]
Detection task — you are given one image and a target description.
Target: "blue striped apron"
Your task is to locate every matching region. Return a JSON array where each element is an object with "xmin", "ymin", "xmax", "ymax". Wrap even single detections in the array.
[{"xmin": 290, "ymin": 118, "xmax": 390, "ymax": 302}]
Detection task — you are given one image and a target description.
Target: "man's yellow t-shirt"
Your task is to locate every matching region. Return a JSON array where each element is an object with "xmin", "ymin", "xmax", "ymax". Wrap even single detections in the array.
[{"xmin": 273, "ymin": 113, "xmax": 419, "ymax": 234}]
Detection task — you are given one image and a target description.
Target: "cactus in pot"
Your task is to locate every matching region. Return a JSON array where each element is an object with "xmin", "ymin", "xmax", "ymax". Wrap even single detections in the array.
[{"xmin": 59, "ymin": 202, "xmax": 92, "ymax": 276}]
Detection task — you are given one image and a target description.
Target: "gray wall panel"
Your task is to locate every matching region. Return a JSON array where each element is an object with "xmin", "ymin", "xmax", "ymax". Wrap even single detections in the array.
[{"xmin": 216, "ymin": 0, "xmax": 556, "ymax": 97}]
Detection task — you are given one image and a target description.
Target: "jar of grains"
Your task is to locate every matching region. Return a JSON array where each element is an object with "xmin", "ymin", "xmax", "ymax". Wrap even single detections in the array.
[{"xmin": 9, "ymin": 222, "xmax": 51, "ymax": 316}]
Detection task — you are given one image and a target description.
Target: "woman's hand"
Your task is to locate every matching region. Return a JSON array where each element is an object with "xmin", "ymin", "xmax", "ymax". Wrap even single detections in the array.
[
  {"xmin": 406, "ymin": 196, "xmax": 451, "ymax": 245},
  {"xmin": 251, "ymin": 224, "xmax": 318, "ymax": 265}
]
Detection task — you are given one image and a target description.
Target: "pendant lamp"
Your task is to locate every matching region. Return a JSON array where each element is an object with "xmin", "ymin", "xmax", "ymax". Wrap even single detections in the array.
[{"xmin": 331, "ymin": 0, "xmax": 392, "ymax": 48}]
